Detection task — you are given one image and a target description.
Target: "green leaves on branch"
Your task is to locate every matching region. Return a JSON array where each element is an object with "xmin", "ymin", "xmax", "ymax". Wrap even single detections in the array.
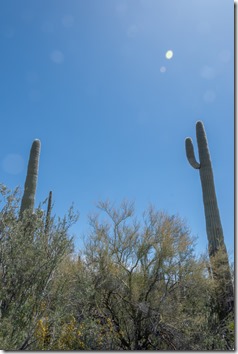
[{"xmin": 0, "ymin": 185, "xmax": 78, "ymax": 350}]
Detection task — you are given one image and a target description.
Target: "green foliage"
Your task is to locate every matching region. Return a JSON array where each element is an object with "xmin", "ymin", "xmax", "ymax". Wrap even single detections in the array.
[
  {"xmin": 0, "ymin": 187, "xmax": 234, "ymax": 350},
  {"xmin": 79, "ymin": 202, "xmax": 210, "ymax": 350},
  {"xmin": 0, "ymin": 184, "xmax": 78, "ymax": 350}
]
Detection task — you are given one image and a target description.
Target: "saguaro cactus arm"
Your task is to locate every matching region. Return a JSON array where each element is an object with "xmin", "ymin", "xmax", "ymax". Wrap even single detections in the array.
[
  {"xmin": 19, "ymin": 139, "xmax": 41, "ymax": 218},
  {"xmin": 185, "ymin": 138, "xmax": 200, "ymax": 169}
]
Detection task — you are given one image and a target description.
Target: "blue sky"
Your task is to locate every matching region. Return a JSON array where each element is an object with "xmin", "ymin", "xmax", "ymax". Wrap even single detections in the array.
[{"xmin": 0, "ymin": 0, "xmax": 234, "ymax": 259}]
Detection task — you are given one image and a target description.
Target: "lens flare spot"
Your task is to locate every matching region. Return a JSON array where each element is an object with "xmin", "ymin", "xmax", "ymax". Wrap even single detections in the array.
[{"xmin": 165, "ymin": 50, "xmax": 173, "ymax": 59}]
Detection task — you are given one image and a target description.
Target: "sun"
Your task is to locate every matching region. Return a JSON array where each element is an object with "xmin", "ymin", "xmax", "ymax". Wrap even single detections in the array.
[{"xmin": 165, "ymin": 50, "xmax": 173, "ymax": 59}]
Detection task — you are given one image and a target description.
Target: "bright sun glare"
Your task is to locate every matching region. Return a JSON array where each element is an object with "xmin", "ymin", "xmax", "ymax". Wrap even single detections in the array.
[{"xmin": 165, "ymin": 50, "xmax": 173, "ymax": 59}]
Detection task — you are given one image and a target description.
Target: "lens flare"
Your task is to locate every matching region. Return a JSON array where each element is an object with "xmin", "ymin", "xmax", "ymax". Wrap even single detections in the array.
[{"xmin": 165, "ymin": 50, "xmax": 173, "ymax": 59}]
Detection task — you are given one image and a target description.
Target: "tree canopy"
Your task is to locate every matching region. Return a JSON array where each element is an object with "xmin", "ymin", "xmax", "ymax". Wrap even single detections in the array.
[{"xmin": 0, "ymin": 186, "xmax": 234, "ymax": 350}]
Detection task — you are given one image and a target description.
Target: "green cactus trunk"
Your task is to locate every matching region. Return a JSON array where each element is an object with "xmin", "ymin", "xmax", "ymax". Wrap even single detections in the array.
[
  {"xmin": 186, "ymin": 121, "xmax": 224, "ymax": 256},
  {"xmin": 185, "ymin": 121, "xmax": 233, "ymax": 319},
  {"xmin": 19, "ymin": 139, "xmax": 41, "ymax": 218},
  {"xmin": 44, "ymin": 190, "xmax": 52, "ymax": 243}
]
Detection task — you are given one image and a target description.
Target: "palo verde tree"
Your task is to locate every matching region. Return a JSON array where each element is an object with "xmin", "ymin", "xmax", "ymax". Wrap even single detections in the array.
[{"xmin": 78, "ymin": 201, "xmax": 215, "ymax": 350}]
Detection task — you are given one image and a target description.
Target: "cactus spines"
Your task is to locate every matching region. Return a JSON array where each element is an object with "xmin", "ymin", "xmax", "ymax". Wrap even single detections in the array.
[
  {"xmin": 19, "ymin": 139, "xmax": 41, "ymax": 218},
  {"xmin": 185, "ymin": 121, "xmax": 233, "ymax": 319},
  {"xmin": 185, "ymin": 121, "xmax": 224, "ymax": 257}
]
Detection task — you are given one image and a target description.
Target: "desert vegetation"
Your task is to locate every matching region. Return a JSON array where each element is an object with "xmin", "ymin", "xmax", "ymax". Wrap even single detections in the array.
[{"xmin": 0, "ymin": 122, "xmax": 234, "ymax": 350}]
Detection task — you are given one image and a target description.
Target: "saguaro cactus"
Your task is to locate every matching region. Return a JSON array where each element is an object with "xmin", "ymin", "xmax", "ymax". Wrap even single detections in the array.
[
  {"xmin": 185, "ymin": 121, "xmax": 224, "ymax": 257},
  {"xmin": 44, "ymin": 190, "xmax": 52, "ymax": 237},
  {"xmin": 185, "ymin": 121, "xmax": 233, "ymax": 319},
  {"xmin": 19, "ymin": 139, "xmax": 41, "ymax": 218}
]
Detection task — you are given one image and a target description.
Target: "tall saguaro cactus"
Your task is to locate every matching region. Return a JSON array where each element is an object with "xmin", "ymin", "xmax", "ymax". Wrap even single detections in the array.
[
  {"xmin": 185, "ymin": 121, "xmax": 233, "ymax": 319},
  {"xmin": 19, "ymin": 139, "xmax": 41, "ymax": 218},
  {"xmin": 185, "ymin": 121, "xmax": 224, "ymax": 257}
]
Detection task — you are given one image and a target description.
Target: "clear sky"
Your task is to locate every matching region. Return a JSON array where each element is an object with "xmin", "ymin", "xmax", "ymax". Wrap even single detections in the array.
[{"xmin": 0, "ymin": 0, "xmax": 234, "ymax": 259}]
